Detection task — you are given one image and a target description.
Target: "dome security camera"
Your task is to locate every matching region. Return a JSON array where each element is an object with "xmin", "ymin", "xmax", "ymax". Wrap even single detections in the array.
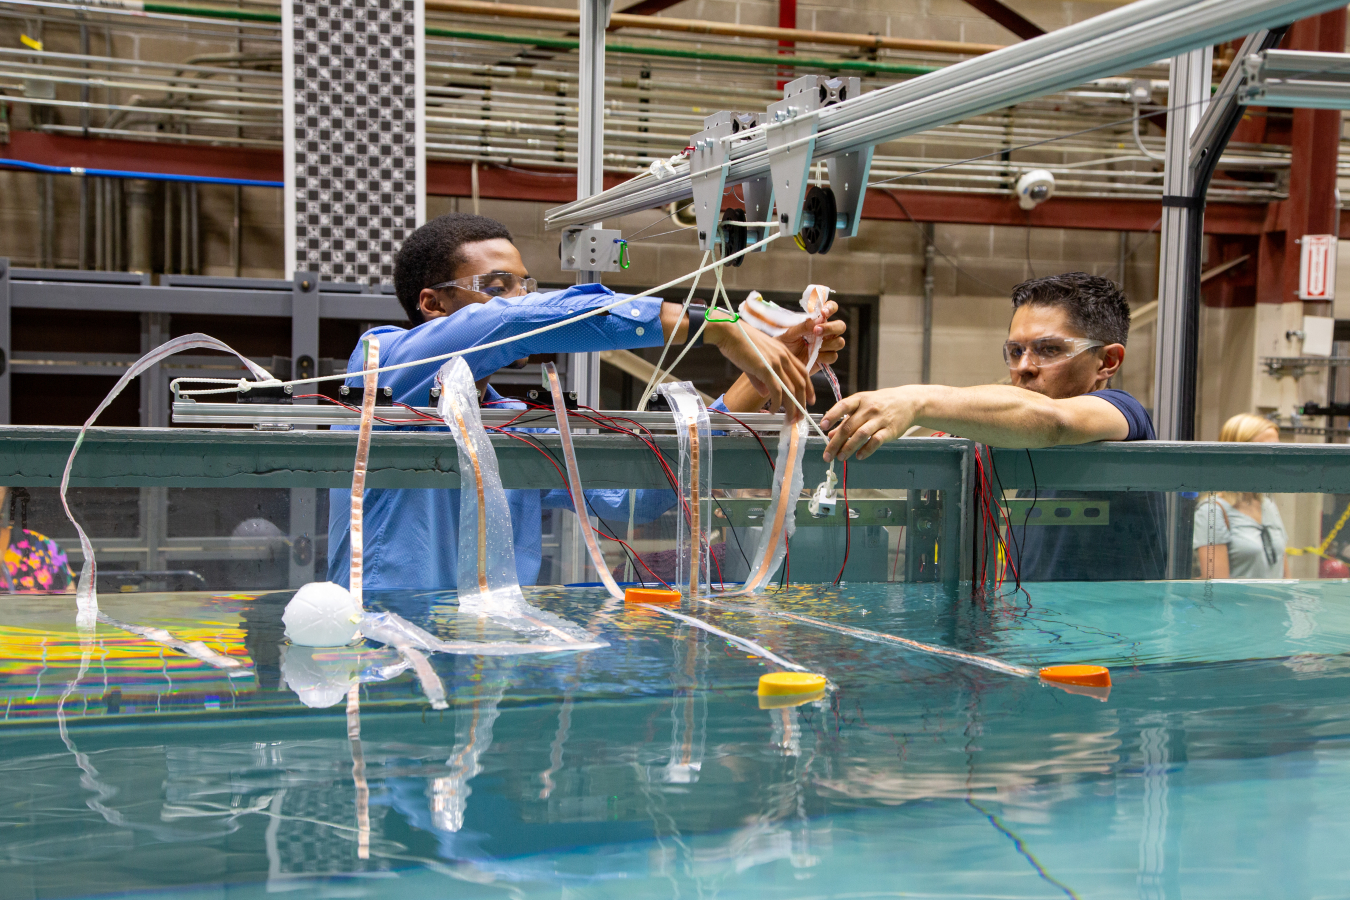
[{"xmin": 1014, "ymin": 169, "xmax": 1056, "ymax": 211}]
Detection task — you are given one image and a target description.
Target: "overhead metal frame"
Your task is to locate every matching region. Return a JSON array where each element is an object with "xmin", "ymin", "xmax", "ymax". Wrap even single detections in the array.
[
  {"xmin": 567, "ymin": 0, "xmax": 616, "ymax": 412},
  {"xmin": 544, "ymin": 0, "xmax": 1349, "ymax": 233},
  {"xmin": 1240, "ymin": 48, "xmax": 1350, "ymax": 108}
]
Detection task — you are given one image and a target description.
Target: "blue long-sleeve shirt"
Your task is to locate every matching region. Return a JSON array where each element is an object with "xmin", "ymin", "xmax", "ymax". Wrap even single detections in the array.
[{"xmin": 326, "ymin": 284, "xmax": 690, "ymax": 591}]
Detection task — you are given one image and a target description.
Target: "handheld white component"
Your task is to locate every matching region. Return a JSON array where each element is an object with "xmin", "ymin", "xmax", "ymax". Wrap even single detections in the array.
[
  {"xmin": 283, "ymin": 581, "xmax": 363, "ymax": 647},
  {"xmin": 808, "ymin": 467, "xmax": 839, "ymax": 518}
]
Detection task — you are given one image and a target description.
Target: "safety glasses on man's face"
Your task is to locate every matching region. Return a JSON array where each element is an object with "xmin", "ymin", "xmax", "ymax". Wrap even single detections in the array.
[
  {"xmin": 427, "ymin": 272, "xmax": 538, "ymax": 299},
  {"xmin": 1002, "ymin": 336, "xmax": 1104, "ymax": 369}
]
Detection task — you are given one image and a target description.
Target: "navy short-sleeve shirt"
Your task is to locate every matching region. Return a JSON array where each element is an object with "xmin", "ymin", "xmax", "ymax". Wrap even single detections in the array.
[{"xmin": 1011, "ymin": 388, "xmax": 1167, "ymax": 582}]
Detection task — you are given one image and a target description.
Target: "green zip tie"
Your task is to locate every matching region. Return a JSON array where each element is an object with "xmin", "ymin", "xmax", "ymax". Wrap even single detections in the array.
[{"xmin": 705, "ymin": 308, "xmax": 739, "ymax": 324}]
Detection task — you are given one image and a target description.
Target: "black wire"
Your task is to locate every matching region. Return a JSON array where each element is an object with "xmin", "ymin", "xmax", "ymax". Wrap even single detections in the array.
[
  {"xmin": 1022, "ymin": 448, "xmax": 1038, "ymax": 562},
  {"xmin": 502, "ymin": 423, "xmax": 662, "ymax": 584},
  {"xmin": 986, "ymin": 448, "xmax": 1026, "ymax": 600},
  {"xmin": 712, "ymin": 494, "xmax": 753, "ymax": 571}
]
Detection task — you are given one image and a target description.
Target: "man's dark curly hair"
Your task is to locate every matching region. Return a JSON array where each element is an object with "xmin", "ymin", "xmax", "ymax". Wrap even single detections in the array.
[
  {"xmin": 393, "ymin": 213, "xmax": 514, "ymax": 325},
  {"xmin": 1010, "ymin": 272, "xmax": 1130, "ymax": 347}
]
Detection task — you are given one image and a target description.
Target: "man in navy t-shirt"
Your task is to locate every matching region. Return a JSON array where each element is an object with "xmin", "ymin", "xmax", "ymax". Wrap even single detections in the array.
[{"xmin": 818, "ymin": 272, "xmax": 1164, "ymax": 581}]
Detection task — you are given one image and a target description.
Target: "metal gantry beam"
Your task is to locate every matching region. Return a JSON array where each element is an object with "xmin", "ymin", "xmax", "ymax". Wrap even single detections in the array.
[
  {"xmin": 544, "ymin": 0, "xmax": 1350, "ymax": 232},
  {"xmin": 569, "ymin": 0, "xmax": 615, "ymax": 411}
]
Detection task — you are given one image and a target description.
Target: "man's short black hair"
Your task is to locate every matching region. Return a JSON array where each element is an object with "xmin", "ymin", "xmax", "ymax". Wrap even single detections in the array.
[
  {"xmin": 393, "ymin": 213, "xmax": 513, "ymax": 325},
  {"xmin": 1010, "ymin": 272, "xmax": 1130, "ymax": 347}
]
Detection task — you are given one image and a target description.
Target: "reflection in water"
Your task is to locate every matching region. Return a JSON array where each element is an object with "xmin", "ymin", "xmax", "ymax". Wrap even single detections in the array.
[
  {"xmin": 347, "ymin": 684, "xmax": 371, "ymax": 860},
  {"xmin": 432, "ymin": 655, "xmax": 509, "ymax": 834},
  {"xmin": 661, "ymin": 628, "xmax": 706, "ymax": 785},
  {"xmin": 9, "ymin": 582, "xmax": 1350, "ymax": 898},
  {"xmin": 1137, "ymin": 723, "xmax": 1172, "ymax": 900}
]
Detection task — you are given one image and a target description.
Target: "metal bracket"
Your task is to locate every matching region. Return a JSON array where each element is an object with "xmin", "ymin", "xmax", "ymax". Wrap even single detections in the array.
[
  {"xmin": 742, "ymin": 175, "xmax": 774, "ymax": 252},
  {"xmin": 828, "ymin": 144, "xmax": 872, "ymax": 239},
  {"xmin": 766, "ymin": 75, "xmax": 861, "ymax": 236},
  {"xmin": 1240, "ymin": 49, "xmax": 1350, "ymax": 109},
  {"xmin": 689, "ymin": 112, "xmax": 739, "ymax": 252},
  {"xmin": 766, "ymin": 77, "xmax": 823, "ymax": 236},
  {"xmin": 1002, "ymin": 498, "xmax": 1110, "ymax": 526},
  {"xmin": 561, "ymin": 227, "xmax": 624, "ymax": 272}
]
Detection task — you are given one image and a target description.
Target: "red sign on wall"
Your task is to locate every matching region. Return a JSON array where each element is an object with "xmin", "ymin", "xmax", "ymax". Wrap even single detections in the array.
[{"xmin": 1299, "ymin": 234, "xmax": 1338, "ymax": 300}]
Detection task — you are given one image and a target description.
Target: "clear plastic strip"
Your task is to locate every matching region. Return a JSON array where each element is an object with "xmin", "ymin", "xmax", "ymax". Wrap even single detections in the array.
[
  {"xmin": 699, "ymin": 599, "xmax": 1035, "ymax": 678},
  {"xmin": 348, "ymin": 336, "xmax": 379, "ymax": 608},
  {"xmin": 640, "ymin": 604, "xmax": 825, "ymax": 682},
  {"xmin": 542, "ymin": 362, "xmax": 625, "ymax": 600},
  {"xmin": 658, "ymin": 381, "xmax": 712, "ymax": 596},
  {"xmin": 441, "ymin": 370, "xmax": 491, "ymax": 595},
  {"xmin": 399, "ymin": 645, "xmax": 449, "ymax": 710},
  {"xmin": 96, "ymin": 611, "xmax": 250, "ymax": 673},
  {"xmin": 358, "ymin": 611, "xmax": 606, "ymax": 656},
  {"xmin": 59, "ymin": 333, "xmax": 275, "ymax": 628},
  {"xmin": 736, "ymin": 417, "xmax": 808, "ymax": 593}
]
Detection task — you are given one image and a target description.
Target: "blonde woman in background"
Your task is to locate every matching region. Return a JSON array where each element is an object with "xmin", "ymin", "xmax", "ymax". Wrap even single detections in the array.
[{"xmin": 1194, "ymin": 414, "xmax": 1290, "ymax": 579}]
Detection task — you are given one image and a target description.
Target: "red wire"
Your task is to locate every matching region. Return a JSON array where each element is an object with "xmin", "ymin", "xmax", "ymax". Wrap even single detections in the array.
[
  {"xmin": 308, "ymin": 389, "xmax": 762, "ymax": 592},
  {"xmin": 487, "ymin": 424, "xmax": 674, "ymax": 590}
]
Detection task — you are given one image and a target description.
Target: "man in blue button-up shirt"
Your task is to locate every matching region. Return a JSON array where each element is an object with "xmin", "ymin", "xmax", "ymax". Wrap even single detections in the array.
[{"xmin": 328, "ymin": 213, "xmax": 841, "ymax": 591}]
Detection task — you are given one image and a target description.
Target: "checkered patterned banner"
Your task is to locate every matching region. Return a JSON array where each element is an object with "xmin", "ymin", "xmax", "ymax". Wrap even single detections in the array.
[{"xmin": 284, "ymin": 0, "xmax": 425, "ymax": 283}]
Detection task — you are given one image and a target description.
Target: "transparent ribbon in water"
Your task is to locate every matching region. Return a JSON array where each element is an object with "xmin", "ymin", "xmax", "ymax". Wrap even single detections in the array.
[
  {"xmin": 59, "ymin": 333, "xmax": 274, "ymax": 629},
  {"xmin": 437, "ymin": 357, "xmax": 531, "ymax": 613},
  {"xmin": 658, "ymin": 381, "xmax": 712, "ymax": 595},
  {"xmin": 737, "ymin": 416, "xmax": 809, "ymax": 593}
]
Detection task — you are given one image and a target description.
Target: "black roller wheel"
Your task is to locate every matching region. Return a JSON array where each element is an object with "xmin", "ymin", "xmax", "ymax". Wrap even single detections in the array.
[
  {"xmin": 799, "ymin": 185, "xmax": 837, "ymax": 255},
  {"xmin": 720, "ymin": 207, "xmax": 748, "ymax": 266}
]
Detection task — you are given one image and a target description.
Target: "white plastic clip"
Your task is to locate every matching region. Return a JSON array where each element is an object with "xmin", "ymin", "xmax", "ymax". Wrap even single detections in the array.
[{"xmin": 808, "ymin": 467, "xmax": 839, "ymax": 518}]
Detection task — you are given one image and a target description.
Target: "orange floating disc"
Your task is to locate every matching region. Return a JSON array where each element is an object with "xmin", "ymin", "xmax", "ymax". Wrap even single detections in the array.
[
  {"xmin": 625, "ymin": 587, "xmax": 682, "ymax": 605},
  {"xmin": 1039, "ymin": 664, "xmax": 1111, "ymax": 687}
]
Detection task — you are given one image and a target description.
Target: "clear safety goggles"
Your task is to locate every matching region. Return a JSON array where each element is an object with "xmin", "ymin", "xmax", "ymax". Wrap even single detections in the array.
[
  {"xmin": 428, "ymin": 272, "xmax": 538, "ymax": 299},
  {"xmin": 1002, "ymin": 336, "xmax": 1104, "ymax": 369}
]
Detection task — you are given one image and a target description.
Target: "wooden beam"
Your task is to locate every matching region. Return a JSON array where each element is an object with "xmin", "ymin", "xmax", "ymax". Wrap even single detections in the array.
[
  {"xmin": 959, "ymin": 0, "xmax": 1045, "ymax": 41},
  {"xmin": 615, "ymin": 0, "xmax": 689, "ymax": 17},
  {"xmin": 424, "ymin": 0, "xmax": 1004, "ymax": 56}
]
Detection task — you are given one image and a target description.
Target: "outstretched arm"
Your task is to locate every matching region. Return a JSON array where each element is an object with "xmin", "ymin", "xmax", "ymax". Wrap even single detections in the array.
[{"xmin": 820, "ymin": 384, "xmax": 1130, "ymax": 460}]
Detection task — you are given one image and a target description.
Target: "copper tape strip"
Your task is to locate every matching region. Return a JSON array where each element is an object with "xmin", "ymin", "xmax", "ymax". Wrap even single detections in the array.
[
  {"xmin": 349, "ymin": 337, "xmax": 380, "ymax": 607},
  {"xmin": 446, "ymin": 390, "xmax": 491, "ymax": 594},
  {"xmin": 742, "ymin": 420, "xmax": 801, "ymax": 592},
  {"xmin": 543, "ymin": 363, "xmax": 625, "ymax": 600},
  {"xmin": 688, "ymin": 418, "xmax": 701, "ymax": 597}
]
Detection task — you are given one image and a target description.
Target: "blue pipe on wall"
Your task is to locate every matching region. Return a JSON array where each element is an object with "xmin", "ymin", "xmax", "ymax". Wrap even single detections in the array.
[{"xmin": 0, "ymin": 156, "xmax": 283, "ymax": 188}]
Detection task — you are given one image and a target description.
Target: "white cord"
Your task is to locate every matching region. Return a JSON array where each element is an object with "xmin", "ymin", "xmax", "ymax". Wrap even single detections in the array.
[
  {"xmin": 636, "ymin": 249, "xmax": 709, "ymax": 411},
  {"xmin": 637, "ymin": 260, "xmax": 738, "ymax": 408},
  {"xmin": 173, "ymin": 231, "xmax": 785, "ymax": 399}
]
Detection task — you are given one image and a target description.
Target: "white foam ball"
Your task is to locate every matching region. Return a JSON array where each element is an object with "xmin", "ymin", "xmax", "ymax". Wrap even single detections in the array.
[{"xmin": 282, "ymin": 581, "xmax": 362, "ymax": 647}]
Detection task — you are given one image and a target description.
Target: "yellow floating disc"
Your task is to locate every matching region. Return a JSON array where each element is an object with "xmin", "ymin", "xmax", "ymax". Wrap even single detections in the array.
[
  {"xmin": 758, "ymin": 671, "xmax": 828, "ymax": 697},
  {"xmin": 1039, "ymin": 664, "xmax": 1111, "ymax": 687}
]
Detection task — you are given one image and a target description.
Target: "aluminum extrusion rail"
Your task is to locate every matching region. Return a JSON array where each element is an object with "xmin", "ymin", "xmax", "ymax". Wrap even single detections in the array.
[
  {"xmin": 171, "ymin": 401, "xmax": 811, "ymax": 432},
  {"xmin": 545, "ymin": 0, "xmax": 1348, "ymax": 230}
]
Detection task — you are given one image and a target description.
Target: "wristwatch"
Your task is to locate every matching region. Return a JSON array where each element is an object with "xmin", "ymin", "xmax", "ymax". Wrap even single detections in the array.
[{"xmin": 662, "ymin": 299, "xmax": 707, "ymax": 348}]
